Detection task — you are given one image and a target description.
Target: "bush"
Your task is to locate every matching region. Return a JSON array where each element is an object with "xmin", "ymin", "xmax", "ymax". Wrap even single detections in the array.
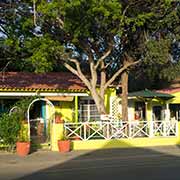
[
  {"xmin": 0, "ymin": 113, "xmax": 21, "ymax": 151},
  {"xmin": 0, "ymin": 97, "xmax": 36, "ymax": 151}
]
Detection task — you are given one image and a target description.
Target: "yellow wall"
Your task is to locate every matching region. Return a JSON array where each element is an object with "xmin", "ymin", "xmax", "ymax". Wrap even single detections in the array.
[
  {"xmin": 55, "ymin": 101, "xmax": 74, "ymax": 122},
  {"xmin": 169, "ymin": 92, "xmax": 180, "ymax": 104},
  {"xmin": 46, "ymin": 88, "xmax": 116, "ymax": 123},
  {"xmin": 128, "ymin": 98, "xmax": 168, "ymax": 121},
  {"xmin": 51, "ymin": 121, "xmax": 180, "ymax": 151},
  {"xmin": 71, "ymin": 137, "xmax": 180, "ymax": 151},
  {"xmin": 50, "ymin": 89, "xmax": 180, "ymax": 151},
  {"xmin": 104, "ymin": 88, "xmax": 116, "ymax": 113},
  {"xmin": 49, "ymin": 88, "xmax": 117, "ymax": 149},
  {"xmin": 51, "ymin": 123, "xmax": 64, "ymax": 151}
]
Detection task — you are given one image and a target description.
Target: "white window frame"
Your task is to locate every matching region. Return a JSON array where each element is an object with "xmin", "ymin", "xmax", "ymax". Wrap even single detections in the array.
[{"xmin": 79, "ymin": 97, "xmax": 100, "ymax": 122}]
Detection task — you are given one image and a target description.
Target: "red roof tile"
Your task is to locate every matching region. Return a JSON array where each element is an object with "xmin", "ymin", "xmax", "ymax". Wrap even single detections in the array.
[
  {"xmin": 157, "ymin": 88, "xmax": 180, "ymax": 94},
  {"xmin": 0, "ymin": 72, "xmax": 87, "ymax": 91},
  {"xmin": 156, "ymin": 78, "xmax": 180, "ymax": 94}
]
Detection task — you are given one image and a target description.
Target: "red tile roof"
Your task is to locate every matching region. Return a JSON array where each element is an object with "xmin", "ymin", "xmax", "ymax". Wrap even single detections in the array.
[
  {"xmin": 157, "ymin": 78, "xmax": 180, "ymax": 94},
  {"xmin": 157, "ymin": 88, "xmax": 180, "ymax": 94},
  {"xmin": 0, "ymin": 72, "xmax": 87, "ymax": 91}
]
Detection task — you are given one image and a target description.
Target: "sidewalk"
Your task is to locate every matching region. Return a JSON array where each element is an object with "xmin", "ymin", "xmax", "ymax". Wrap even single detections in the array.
[
  {"xmin": 1, "ymin": 146, "xmax": 180, "ymax": 180},
  {"xmin": 0, "ymin": 150, "xmax": 91, "ymax": 180}
]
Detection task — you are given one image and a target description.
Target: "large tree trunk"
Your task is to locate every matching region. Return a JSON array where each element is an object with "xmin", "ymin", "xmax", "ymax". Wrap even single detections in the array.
[
  {"xmin": 64, "ymin": 53, "xmax": 140, "ymax": 119},
  {"xmin": 90, "ymin": 88, "xmax": 107, "ymax": 115},
  {"xmin": 121, "ymin": 70, "xmax": 128, "ymax": 121}
]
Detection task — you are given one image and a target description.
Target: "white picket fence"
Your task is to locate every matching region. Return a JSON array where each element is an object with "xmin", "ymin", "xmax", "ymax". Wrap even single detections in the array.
[{"xmin": 64, "ymin": 120, "xmax": 178, "ymax": 141}]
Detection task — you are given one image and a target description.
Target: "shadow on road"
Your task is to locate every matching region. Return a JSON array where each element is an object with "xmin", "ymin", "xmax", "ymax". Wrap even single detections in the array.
[{"xmin": 10, "ymin": 140, "xmax": 180, "ymax": 180}]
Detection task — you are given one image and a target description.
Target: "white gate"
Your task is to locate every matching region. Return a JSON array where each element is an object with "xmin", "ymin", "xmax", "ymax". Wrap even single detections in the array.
[{"xmin": 27, "ymin": 98, "xmax": 55, "ymax": 143}]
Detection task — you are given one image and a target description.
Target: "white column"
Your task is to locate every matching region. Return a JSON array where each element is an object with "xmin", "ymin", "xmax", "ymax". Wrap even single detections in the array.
[
  {"xmin": 165, "ymin": 103, "xmax": 170, "ymax": 121},
  {"xmin": 149, "ymin": 120, "xmax": 154, "ymax": 137},
  {"xmin": 145, "ymin": 102, "xmax": 148, "ymax": 121}
]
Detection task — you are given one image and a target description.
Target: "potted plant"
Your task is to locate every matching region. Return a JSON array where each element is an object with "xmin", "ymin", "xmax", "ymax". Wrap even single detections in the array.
[
  {"xmin": 16, "ymin": 121, "xmax": 30, "ymax": 156},
  {"xmin": 0, "ymin": 97, "xmax": 34, "ymax": 155},
  {"xmin": 0, "ymin": 113, "xmax": 30, "ymax": 156},
  {"xmin": 57, "ymin": 135, "xmax": 71, "ymax": 153}
]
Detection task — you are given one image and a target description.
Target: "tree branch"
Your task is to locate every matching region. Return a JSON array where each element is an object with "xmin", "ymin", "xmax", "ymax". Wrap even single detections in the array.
[
  {"xmin": 104, "ymin": 59, "xmax": 141, "ymax": 90},
  {"xmin": 64, "ymin": 59, "xmax": 92, "ymax": 90},
  {"xmin": 56, "ymin": 17, "xmax": 64, "ymax": 29},
  {"xmin": 33, "ymin": 0, "xmax": 37, "ymax": 26},
  {"xmin": 100, "ymin": 61, "xmax": 106, "ymax": 99},
  {"xmin": 0, "ymin": 25, "xmax": 8, "ymax": 37},
  {"xmin": 95, "ymin": 48, "xmax": 112, "ymax": 69},
  {"xmin": 120, "ymin": 4, "xmax": 130, "ymax": 25},
  {"xmin": 79, "ymin": 41, "xmax": 98, "ymax": 89},
  {"xmin": 63, "ymin": 62, "xmax": 78, "ymax": 76}
]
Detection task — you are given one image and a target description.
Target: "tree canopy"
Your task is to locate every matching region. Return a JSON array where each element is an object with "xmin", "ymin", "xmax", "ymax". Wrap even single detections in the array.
[{"xmin": 0, "ymin": 0, "xmax": 180, "ymax": 115}]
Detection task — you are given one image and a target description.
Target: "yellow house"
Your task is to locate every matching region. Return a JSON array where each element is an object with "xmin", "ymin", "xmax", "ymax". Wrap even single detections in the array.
[
  {"xmin": 158, "ymin": 88, "xmax": 180, "ymax": 121},
  {"xmin": 0, "ymin": 72, "xmax": 115, "ymax": 150},
  {"xmin": 1, "ymin": 72, "xmax": 180, "ymax": 151}
]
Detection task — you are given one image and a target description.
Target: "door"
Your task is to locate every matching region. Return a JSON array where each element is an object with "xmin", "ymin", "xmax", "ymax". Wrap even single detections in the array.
[{"xmin": 29, "ymin": 101, "xmax": 49, "ymax": 144}]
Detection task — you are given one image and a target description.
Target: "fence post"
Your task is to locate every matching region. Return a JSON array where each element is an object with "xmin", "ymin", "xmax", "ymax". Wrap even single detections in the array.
[
  {"xmin": 129, "ymin": 121, "xmax": 132, "ymax": 138},
  {"xmin": 84, "ymin": 122, "xmax": 87, "ymax": 140},
  {"xmin": 107, "ymin": 122, "xmax": 110, "ymax": 139},
  {"xmin": 149, "ymin": 121, "xmax": 153, "ymax": 138},
  {"xmin": 163, "ymin": 121, "xmax": 167, "ymax": 137},
  {"xmin": 176, "ymin": 121, "xmax": 179, "ymax": 137}
]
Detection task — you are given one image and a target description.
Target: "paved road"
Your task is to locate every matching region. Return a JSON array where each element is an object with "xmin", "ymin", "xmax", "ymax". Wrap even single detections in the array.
[{"xmin": 1, "ymin": 146, "xmax": 180, "ymax": 180}]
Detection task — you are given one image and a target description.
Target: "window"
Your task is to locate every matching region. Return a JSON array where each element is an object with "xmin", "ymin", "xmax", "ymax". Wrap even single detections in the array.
[
  {"xmin": 79, "ymin": 99, "xmax": 100, "ymax": 122},
  {"xmin": 134, "ymin": 101, "xmax": 145, "ymax": 120},
  {"xmin": 0, "ymin": 99, "xmax": 18, "ymax": 115},
  {"xmin": 170, "ymin": 104, "xmax": 180, "ymax": 121}
]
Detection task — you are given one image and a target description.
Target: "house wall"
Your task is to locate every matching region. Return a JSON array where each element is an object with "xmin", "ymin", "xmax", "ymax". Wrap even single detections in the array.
[
  {"xmin": 51, "ymin": 121, "xmax": 180, "ymax": 151},
  {"xmin": 127, "ymin": 98, "xmax": 167, "ymax": 122},
  {"xmin": 48, "ymin": 88, "xmax": 116, "ymax": 123},
  {"xmin": 54, "ymin": 101, "xmax": 74, "ymax": 122},
  {"xmin": 147, "ymin": 101, "xmax": 152, "ymax": 121},
  {"xmin": 50, "ymin": 89, "xmax": 180, "ymax": 151},
  {"xmin": 50, "ymin": 88, "xmax": 117, "ymax": 150},
  {"xmin": 104, "ymin": 88, "xmax": 116, "ymax": 114},
  {"xmin": 169, "ymin": 92, "xmax": 180, "ymax": 104},
  {"xmin": 128, "ymin": 100, "xmax": 134, "ymax": 121}
]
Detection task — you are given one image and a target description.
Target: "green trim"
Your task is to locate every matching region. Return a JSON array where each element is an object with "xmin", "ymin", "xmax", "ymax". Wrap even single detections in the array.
[
  {"xmin": 128, "ymin": 89, "xmax": 174, "ymax": 99},
  {"xmin": 75, "ymin": 96, "xmax": 78, "ymax": 123}
]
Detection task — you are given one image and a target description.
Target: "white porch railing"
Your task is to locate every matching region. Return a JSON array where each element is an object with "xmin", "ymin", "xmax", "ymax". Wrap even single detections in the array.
[{"xmin": 64, "ymin": 120, "xmax": 178, "ymax": 141}]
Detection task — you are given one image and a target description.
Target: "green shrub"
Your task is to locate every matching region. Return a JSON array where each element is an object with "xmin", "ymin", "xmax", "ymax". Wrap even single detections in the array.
[
  {"xmin": 0, "ymin": 113, "xmax": 21, "ymax": 151},
  {"xmin": 0, "ymin": 97, "xmax": 36, "ymax": 151}
]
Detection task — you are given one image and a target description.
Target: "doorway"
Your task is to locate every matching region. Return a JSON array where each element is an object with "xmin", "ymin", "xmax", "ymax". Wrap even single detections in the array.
[{"xmin": 27, "ymin": 98, "xmax": 55, "ymax": 147}]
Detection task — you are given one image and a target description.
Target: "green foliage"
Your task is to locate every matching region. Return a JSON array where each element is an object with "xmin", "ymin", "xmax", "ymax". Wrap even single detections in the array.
[
  {"xmin": 0, "ymin": 113, "xmax": 21, "ymax": 151},
  {"xmin": 13, "ymin": 96, "xmax": 36, "ymax": 118},
  {"xmin": 0, "ymin": 97, "xmax": 35, "ymax": 151},
  {"xmin": 0, "ymin": 0, "xmax": 180, "ymax": 90},
  {"xmin": 144, "ymin": 39, "xmax": 171, "ymax": 65},
  {"xmin": 0, "ymin": 1, "xmax": 34, "ymax": 71},
  {"xmin": 25, "ymin": 35, "xmax": 64, "ymax": 73},
  {"xmin": 18, "ymin": 122, "xmax": 29, "ymax": 142}
]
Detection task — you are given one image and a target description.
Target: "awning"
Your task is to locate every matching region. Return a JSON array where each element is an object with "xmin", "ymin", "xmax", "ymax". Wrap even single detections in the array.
[{"xmin": 128, "ymin": 89, "xmax": 174, "ymax": 100}]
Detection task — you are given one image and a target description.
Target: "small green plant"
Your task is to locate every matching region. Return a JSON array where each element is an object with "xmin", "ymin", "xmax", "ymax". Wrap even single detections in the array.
[
  {"xmin": 18, "ymin": 122, "xmax": 29, "ymax": 142},
  {"xmin": 60, "ymin": 134, "xmax": 69, "ymax": 141},
  {"xmin": 59, "ymin": 129, "xmax": 69, "ymax": 141}
]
